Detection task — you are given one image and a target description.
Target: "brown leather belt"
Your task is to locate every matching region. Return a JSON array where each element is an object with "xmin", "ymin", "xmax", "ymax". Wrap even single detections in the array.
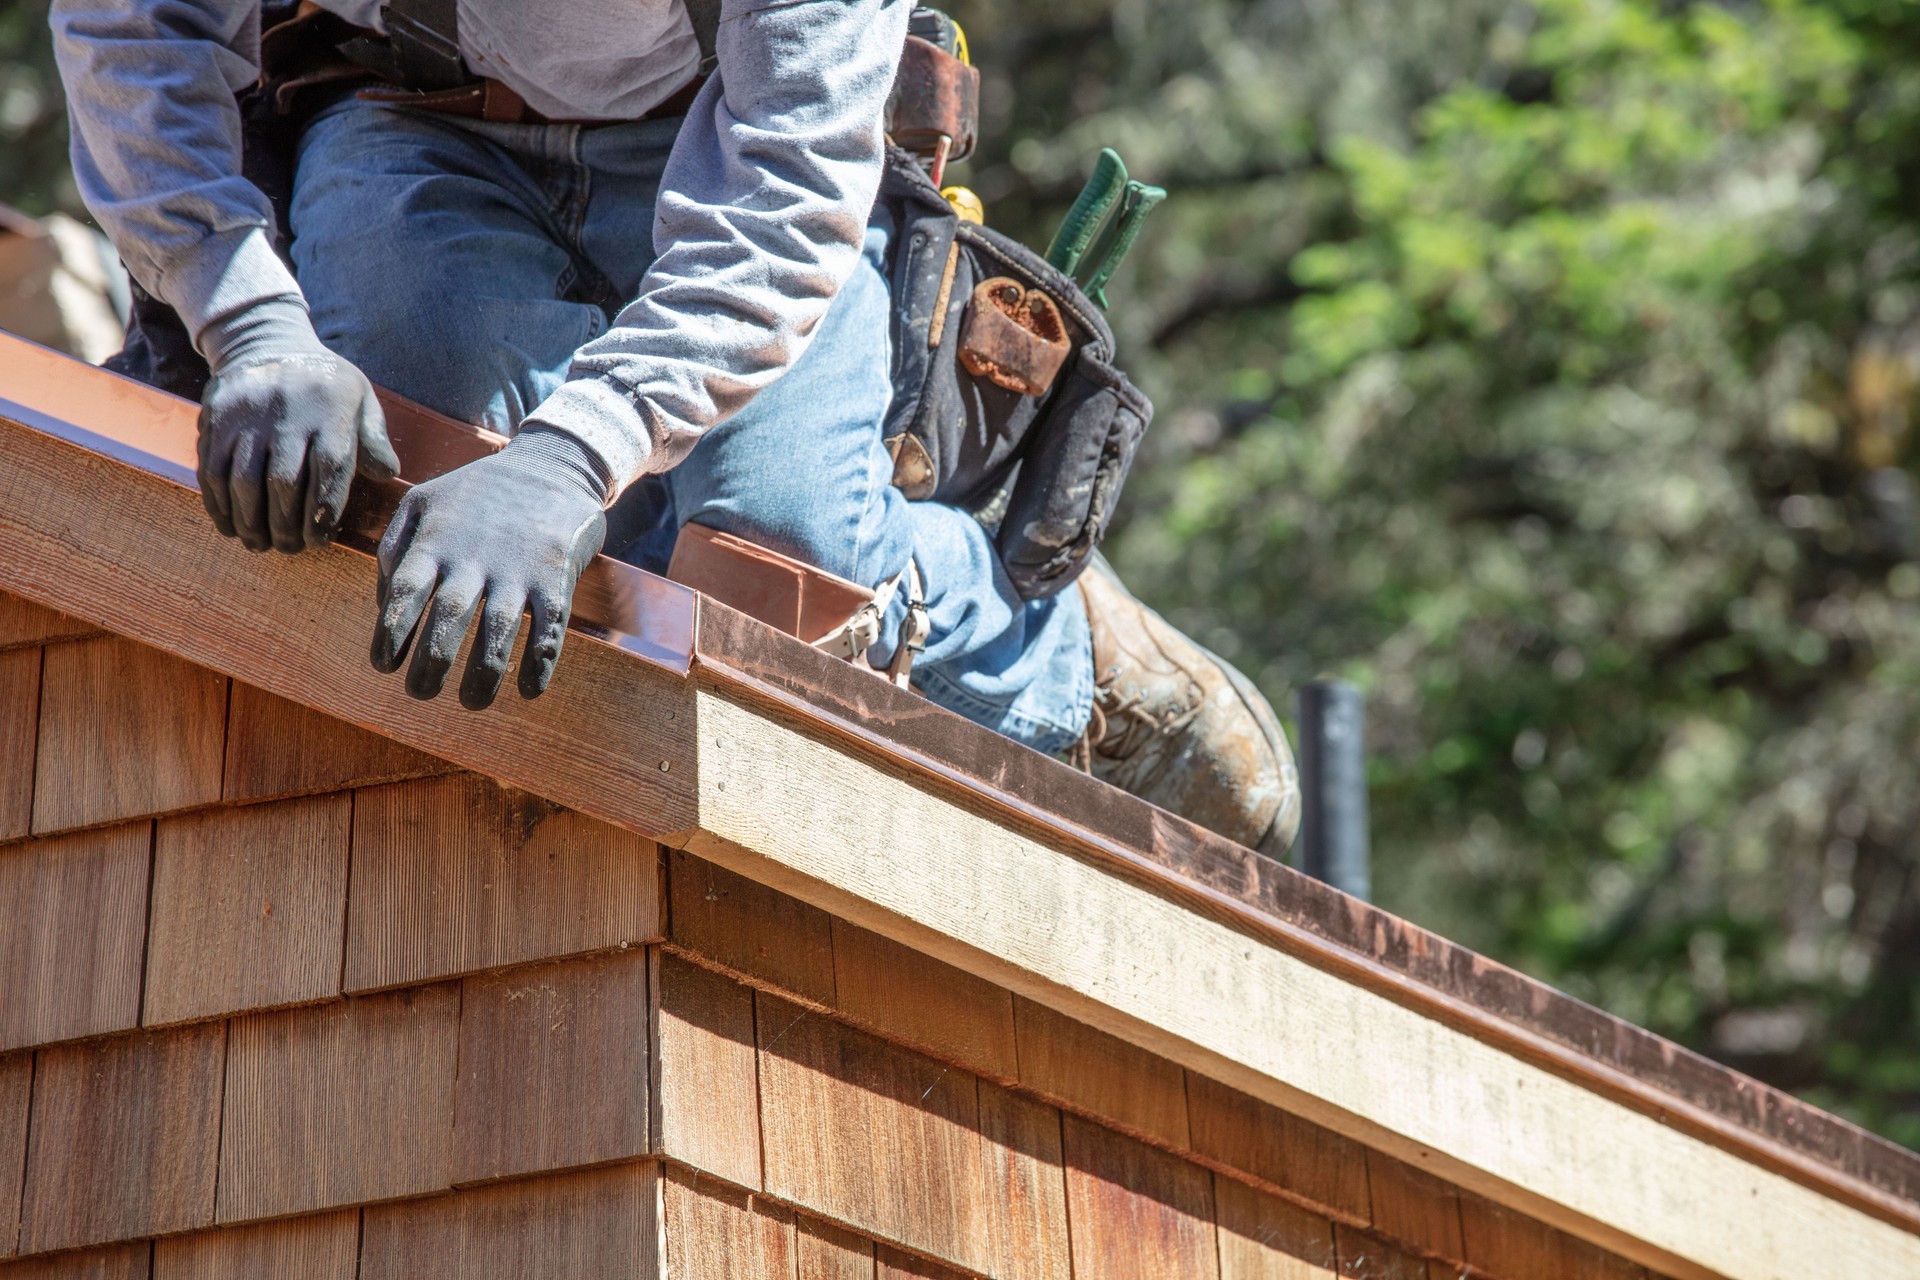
[{"xmin": 358, "ymin": 71, "xmax": 707, "ymax": 127}]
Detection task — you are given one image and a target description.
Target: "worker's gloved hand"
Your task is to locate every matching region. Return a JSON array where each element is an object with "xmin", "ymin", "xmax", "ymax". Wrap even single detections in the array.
[
  {"xmin": 372, "ymin": 426, "xmax": 611, "ymax": 710},
  {"xmin": 197, "ymin": 297, "xmax": 401, "ymax": 553}
]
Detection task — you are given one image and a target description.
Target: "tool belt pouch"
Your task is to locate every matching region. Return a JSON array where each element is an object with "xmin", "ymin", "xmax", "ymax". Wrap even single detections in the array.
[
  {"xmin": 876, "ymin": 149, "xmax": 1154, "ymax": 601},
  {"xmin": 994, "ymin": 337, "xmax": 1151, "ymax": 598}
]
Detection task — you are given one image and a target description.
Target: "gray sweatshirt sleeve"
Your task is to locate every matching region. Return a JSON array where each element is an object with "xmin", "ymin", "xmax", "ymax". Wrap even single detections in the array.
[
  {"xmin": 51, "ymin": 0, "xmax": 305, "ymax": 345},
  {"xmin": 520, "ymin": 0, "xmax": 912, "ymax": 496}
]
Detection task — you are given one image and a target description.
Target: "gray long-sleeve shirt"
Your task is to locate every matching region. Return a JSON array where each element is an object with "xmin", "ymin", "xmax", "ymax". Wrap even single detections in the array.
[{"xmin": 52, "ymin": 0, "xmax": 909, "ymax": 496}]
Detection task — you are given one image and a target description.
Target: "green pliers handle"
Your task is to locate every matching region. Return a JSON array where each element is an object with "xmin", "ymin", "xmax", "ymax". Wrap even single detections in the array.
[
  {"xmin": 1076, "ymin": 180, "xmax": 1167, "ymax": 309},
  {"xmin": 1045, "ymin": 148, "xmax": 1129, "ymax": 278}
]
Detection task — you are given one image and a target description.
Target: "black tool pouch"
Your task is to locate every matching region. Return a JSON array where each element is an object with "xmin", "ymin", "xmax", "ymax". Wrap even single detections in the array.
[
  {"xmin": 874, "ymin": 148, "xmax": 1154, "ymax": 600},
  {"xmin": 995, "ymin": 342, "xmax": 1151, "ymax": 597}
]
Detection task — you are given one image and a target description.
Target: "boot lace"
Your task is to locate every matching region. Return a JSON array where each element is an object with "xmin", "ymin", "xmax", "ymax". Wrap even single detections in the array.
[{"xmin": 1070, "ymin": 679, "xmax": 1202, "ymax": 773}]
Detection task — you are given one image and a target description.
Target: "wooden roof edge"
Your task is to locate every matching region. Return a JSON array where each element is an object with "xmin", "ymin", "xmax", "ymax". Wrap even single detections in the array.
[{"xmin": 2, "ymin": 333, "xmax": 1916, "ymax": 1268}]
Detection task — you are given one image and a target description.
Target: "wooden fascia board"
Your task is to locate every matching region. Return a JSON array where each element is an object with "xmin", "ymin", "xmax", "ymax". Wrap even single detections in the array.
[
  {"xmin": 0, "ymin": 334, "xmax": 698, "ymax": 676},
  {"xmin": 681, "ymin": 680, "xmax": 1920, "ymax": 1280}
]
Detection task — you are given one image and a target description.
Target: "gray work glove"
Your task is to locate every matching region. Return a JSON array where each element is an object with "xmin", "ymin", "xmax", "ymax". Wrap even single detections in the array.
[
  {"xmin": 197, "ymin": 297, "xmax": 401, "ymax": 552},
  {"xmin": 372, "ymin": 426, "xmax": 611, "ymax": 710}
]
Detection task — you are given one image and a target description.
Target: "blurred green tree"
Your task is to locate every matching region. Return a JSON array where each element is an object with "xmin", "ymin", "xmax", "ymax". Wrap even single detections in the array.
[{"xmin": 0, "ymin": 0, "xmax": 76, "ymax": 216}]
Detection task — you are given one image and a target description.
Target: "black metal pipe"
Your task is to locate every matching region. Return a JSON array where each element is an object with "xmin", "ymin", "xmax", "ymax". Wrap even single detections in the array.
[{"xmin": 1294, "ymin": 679, "xmax": 1371, "ymax": 901}]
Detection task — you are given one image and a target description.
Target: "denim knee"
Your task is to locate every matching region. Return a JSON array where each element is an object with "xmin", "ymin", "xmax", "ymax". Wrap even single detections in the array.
[{"xmin": 663, "ymin": 238, "xmax": 904, "ymax": 586}]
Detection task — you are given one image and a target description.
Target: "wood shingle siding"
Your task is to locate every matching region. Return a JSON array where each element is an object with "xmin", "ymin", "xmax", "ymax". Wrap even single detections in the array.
[
  {"xmin": 1455, "ymin": 1192, "xmax": 1646, "ymax": 1280},
  {"xmin": 0, "ymin": 590, "xmax": 95, "ymax": 653},
  {"xmin": 1214, "ymin": 1175, "xmax": 1339, "ymax": 1279},
  {"xmin": 663, "ymin": 1166, "xmax": 797, "ymax": 1280},
  {"xmin": 452, "ymin": 949, "xmax": 653, "ymax": 1185},
  {"xmin": 1363, "ymin": 1153, "xmax": 1465, "ymax": 1263},
  {"xmin": 973, "ymin": 1082, "xmax": 1071, "ymax": 1280},
  {"xmin": 217, "ymin": 985, "xmax": 460, "ymax": 1223},
  {"xmin": 345, "ymin": 774, "xmax": 662, "ymax": 992},
  {"xmin": 144, "ymin": 795, "xmax": 352, "ymax": 1027},
  {"xmin": 21, "ymin": 1025, "xmax": 225, "ymax": 1252},
  {"xmin": 756, "ymin": 990, "xmax": 990, "ymax": 1273},
  {"xmin": 150, "ymin": 1210, "xmax": 359, "ymax": 1280},
  {"xmin": 828, "ymin": 918, "xmax": 1019, "ymax": 1082},
  {"xmin": 0, "ymin": 1244, "xmax": 151, "ymax": 1280},
  {"xmin": 1187, "ymin": 1072, "xmax": 1374, "ymax": 1227},
  {"xmin": 221, "ymin": 682, "xmax": 448, "ymax": 805},
  {"xmin": 1010, "ymin": 995, "xmax": 1190, "ymax": 1151},
  {"xmin": 0, "ymin": 1053, "xmax": 28, "ymax": 1259},
  {"xmin": 875, "ymin": 1246, "xmax": 970, "ymax": 1279},
  {"xmin": 0, "ymin": 845, "xmax": 1672, "ymax": 1280},
  {"xmin": 1332, "ymin": 1224, "xmax": 1432, "ymax": 1280},
  {"xmin": 33, "ymin": 636, "xmax": 226, "ymax": 835},
  {"xmin": 795, "ymin": 1216, "xmax": 877, "ymax": 1280},
  {"xmin": 357, "ymin": 1163, "xmax": 659, "ymax": 1280},
  {"xmin": 1060, "ymin": 1115, "xmax": 1220, "ymax": 1279},
  {"xmin": 0, "ymin": 648, "xmax": 39, "ymax": 841},
  {"xmin": 666, "ymin": 847, "xmax": 838, "ymax": 1004},
  {"xmin": 652, "ymin": 951, "xmax": 764, "ymax": 1190},
  {"xmin": 0, "ymin": 823, "xmax": 150, "ymax": 1052}
]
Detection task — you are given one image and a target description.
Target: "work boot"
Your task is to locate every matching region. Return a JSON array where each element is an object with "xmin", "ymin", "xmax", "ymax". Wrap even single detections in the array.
[{"xmin": 1073, "ymin": 557, "xmax": 1301, "ymax": 857}]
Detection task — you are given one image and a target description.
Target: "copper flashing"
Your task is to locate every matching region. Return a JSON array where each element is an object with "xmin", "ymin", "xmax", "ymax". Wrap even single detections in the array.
[
  {"xmin": 375, "ymin": 388, "xmax": 507, "ymax": 477},
  {"xmin": 666, "ymin": 520, "xmax": 874, "ymax": 641}
]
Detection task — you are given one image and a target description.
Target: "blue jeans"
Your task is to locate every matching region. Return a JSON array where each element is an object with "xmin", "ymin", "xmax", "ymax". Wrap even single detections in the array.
[{"xmin": 290, "ymin": 98, "xmax": 1093, "ymax": 753}]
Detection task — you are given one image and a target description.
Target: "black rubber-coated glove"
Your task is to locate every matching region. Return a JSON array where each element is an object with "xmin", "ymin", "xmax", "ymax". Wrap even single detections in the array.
[
  {"xmin": 372, "ymin": 426, "xmax": 611, "ymax": 710},
  {"xmin": 197, "ymin": 297, "xmax": 401, "ymax": 553}
]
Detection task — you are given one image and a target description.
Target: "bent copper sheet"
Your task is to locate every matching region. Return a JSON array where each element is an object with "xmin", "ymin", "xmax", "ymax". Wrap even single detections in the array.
[{"xmin": 0, "ymin": 332, "xmax": 694, "ymax": 676}]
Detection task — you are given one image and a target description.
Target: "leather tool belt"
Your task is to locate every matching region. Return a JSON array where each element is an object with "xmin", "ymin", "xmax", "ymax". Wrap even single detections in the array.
[{"xmin": 355, "ymin": 73, "xmax": 708, "ymax": 128}]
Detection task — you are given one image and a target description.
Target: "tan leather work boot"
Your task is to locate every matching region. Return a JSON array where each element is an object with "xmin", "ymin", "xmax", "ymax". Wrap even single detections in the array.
[{"xmin": 1073, "ymin": 557, "xmax": 1301, "ymax": 857}]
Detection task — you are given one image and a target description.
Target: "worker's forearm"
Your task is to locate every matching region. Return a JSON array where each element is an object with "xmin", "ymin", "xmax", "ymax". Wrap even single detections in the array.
[
  {"xmin": 52, "ymin": 0, "xmax": 303, "ymax": 345},
  {"xmin": 521, "ymin": 0, "xmax": 913, "ymax": 499}
]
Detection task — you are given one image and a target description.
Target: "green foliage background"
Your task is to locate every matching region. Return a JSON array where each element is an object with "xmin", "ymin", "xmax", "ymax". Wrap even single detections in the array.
[
  {"xmin": 0, "ymin": 0, "xmax": 72, "ymax": 216},
  {"xmin": 8, "ymin": 0, "xmax": 1920, "ymax": 1146}
]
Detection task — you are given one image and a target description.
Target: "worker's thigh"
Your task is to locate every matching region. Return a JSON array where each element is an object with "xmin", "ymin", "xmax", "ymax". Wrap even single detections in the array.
[{"xmin": 288, "ymin": 97, "xmax": 668, "ymax": 433}]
